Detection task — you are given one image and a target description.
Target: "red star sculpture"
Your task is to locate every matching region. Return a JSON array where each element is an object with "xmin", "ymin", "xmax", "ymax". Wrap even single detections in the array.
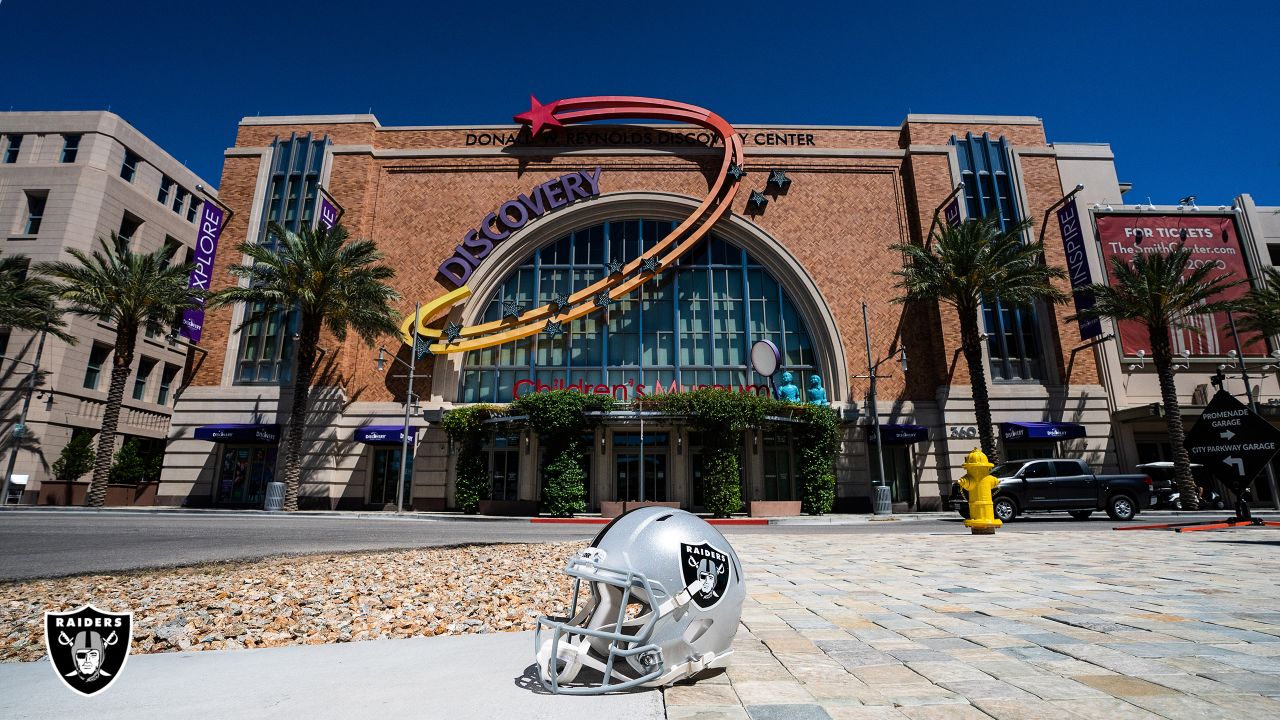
[{"xmin": 513, "ymin": 95, "xmax": 564, "ymax": 137}]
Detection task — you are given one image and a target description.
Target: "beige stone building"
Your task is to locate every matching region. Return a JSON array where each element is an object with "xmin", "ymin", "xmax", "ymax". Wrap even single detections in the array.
[{"xmin": 0, "ymin": 111, "xmax": 217, "ymax": 504}]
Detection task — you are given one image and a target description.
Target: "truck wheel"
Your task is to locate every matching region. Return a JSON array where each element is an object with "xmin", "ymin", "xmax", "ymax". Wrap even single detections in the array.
[
  {"xmin": 993, "ymin": 497, "xmax": 1017, "ymax": 522},
  {"xmin": 1106, "ymin": 494, "xmax": 1137, "ymax": 521},
  {"xmin": 1069, "ymin": 510, "xmax": 1093, "ymax": 520}
]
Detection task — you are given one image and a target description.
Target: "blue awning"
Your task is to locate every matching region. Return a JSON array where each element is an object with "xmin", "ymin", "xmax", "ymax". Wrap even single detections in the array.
[
  {"xmin": 1000, "ymin": 422, "xmax": 1086, "ymax": 442},
  {"xmin": 872, "ymin": 424, "xmax": 929, "ymax": 445},
  {"xmin": 354, "ymin": 425, "xmax": 415, "ymax": 445},
  {"xmin": 194, "ymin": 424, "xmax": 280, "ymax": 444}
]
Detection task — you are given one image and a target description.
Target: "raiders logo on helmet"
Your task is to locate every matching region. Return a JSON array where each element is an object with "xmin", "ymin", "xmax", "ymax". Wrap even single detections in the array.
[
  {"xmin": 44, "ymin": 605, "xmax": 132, "ymax": 696},
  {"xmin": 680, "ymin": 542, "xmax": 731, "ymax": 609}
]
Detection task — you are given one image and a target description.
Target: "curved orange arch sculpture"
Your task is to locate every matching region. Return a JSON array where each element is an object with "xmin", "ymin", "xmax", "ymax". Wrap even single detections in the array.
[{"xmin": 402, "ymin": 95, "xmax": 745, "ymax": 354}]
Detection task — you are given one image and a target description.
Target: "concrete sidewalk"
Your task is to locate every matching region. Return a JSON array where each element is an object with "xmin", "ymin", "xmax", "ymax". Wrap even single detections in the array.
[{"xmin": 0, "ymin": 630, "xmax": 664, "ymax": 720}]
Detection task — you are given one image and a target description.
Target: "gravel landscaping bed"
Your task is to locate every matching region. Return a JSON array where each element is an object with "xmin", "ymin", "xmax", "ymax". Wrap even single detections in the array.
[{"xmin": 0, "ymin": 541, "xmax": 585, "ymax": 663}]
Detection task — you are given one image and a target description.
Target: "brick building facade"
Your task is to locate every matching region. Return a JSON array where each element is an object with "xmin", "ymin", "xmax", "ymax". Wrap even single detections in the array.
[{"xmin": 155, "ymin": 107, "xmax": 1135, "ymax": 512}]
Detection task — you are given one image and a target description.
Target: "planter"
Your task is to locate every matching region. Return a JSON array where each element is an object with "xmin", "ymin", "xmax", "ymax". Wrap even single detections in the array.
[
  {"xmin": 598, "ymin": 500, "xmax": 681, "ymax": 518},
  {"xmin": 749, "ymin": 500, "xmax": 802, "ymax": 517},
  {"xmin": 478, "ymin": 499, "xmax": 539, "ymax": 516}
]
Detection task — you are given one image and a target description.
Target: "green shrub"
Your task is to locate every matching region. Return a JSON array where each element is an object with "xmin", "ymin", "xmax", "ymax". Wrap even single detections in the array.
[
  {"xmin": 542, "ymin": 443, "xmax": 588, "ymax": 517},
  {"xmin": 795, "ymin": 404, "xmax": 840, "ymax": 515},
  {"xmin": 108, "ymin": 439, "xmax": 148, "ymax": 485},
  {"xmin": 52, "ymin": 431, "xmax": 95, "ymax": 483},
  {"xmin": 512, "ymin": 391, "xmax": 612, "ymax": 517},
  {"xmin": 441, "ymin": 404, "xmax": 503, "ymax": 513}
]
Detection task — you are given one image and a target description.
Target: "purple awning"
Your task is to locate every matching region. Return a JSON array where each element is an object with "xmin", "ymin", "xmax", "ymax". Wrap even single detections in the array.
[
  {"xmin": 873, "ymin": 424, "xmax": 929, "ymax": 445},
  {"xmin": 354, "ymin": 425, "xmax": 415, "ymax": 445},
  {"xmin": 1001, "ymin": 422, "xmax": 1086, "ymax": 442},
  {"xmin": 194, "ymin": 424, "xmax": 280, "ymax": 444}
]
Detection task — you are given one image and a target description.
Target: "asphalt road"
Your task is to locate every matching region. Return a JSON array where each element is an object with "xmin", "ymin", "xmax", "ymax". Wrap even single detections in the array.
[{"xmin": 0, "ymin": 510, "xmax": 1259, "ymax": 581}]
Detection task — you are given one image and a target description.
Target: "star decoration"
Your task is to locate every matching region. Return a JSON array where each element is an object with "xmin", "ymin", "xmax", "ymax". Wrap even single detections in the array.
[
  {"xmin": 594, "ymin": 292, "xmax": 612, "ymax": 309},
  {"xmin": 727, "ymin": 162, "xmax": 747, "ymax": 181},
  {"xmin": 748, "ymin": 190, "xmax": 769, "ymax": 210},
  {"xmin": 513, "ymin": 95, "xmax": 563, "ymax": 138},
  {"xmin": 543, "ymin": 319, "xmax": 565, "ymax": 338},
  {"xmin": 551, "ymin": 291, "xmax": 571, "ymax": 310},
  {"xmin": 768, "ymin": 169, "xmax": 791, "ymax": 188},
  {"xmin": 443, "ymin": 321, "xmax": 463, "ymax": 344},
  {"xmin": 607, "ymin": 258, "xmax": 624, "ymax": 275},
  {"xmin": 501, "ymin": 299, "xmax": 524, "ymax": 320},
  {"xmin": 414, "ymin": 338, "xmax": 434, "ymax": 360},
  {"xmin": 640, "ymin": 256, "xmax": 661, "ymax": 273}
]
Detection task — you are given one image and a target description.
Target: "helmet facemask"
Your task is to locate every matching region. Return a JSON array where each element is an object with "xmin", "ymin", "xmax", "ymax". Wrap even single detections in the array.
[{"xmin": 535, "ymin": 548, "xmax": 668, "ymax": 694}]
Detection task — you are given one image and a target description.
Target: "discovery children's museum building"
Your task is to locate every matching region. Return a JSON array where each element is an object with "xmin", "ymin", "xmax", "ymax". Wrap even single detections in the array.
[{"xmin": 151, "ymin": 94, "xmax": 1276, "ymax": 513}]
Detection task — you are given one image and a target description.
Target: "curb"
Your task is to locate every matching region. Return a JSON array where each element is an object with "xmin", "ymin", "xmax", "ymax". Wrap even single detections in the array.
[{"xmin": 530, "ymin": 517, "xmax": 769, "ymax": 526}]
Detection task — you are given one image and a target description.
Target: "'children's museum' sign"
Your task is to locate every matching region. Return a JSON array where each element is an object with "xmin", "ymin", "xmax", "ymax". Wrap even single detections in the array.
[{"xmin": 438, "ymin": 167, "xmax": 602, "ymax": 287}]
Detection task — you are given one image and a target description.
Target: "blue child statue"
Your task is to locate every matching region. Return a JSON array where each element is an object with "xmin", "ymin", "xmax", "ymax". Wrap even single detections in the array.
[
  {"xmin": 775, "ymin": 371, "xmax": 801, "ymax": 403},
  {"xmin": 807, "ymin": 374, "xmax": 828, "ymax": 405}
]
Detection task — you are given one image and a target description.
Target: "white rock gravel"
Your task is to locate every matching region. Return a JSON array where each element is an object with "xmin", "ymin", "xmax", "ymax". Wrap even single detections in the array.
[{"xmin": 0, "ymin": 542, "xmax": 586, "ymax": 663}]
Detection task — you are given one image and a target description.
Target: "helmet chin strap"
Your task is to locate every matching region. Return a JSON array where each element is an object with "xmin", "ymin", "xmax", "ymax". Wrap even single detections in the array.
[{"xmin": 656, "ymin": 577, "xmax": 705, "ymax": 616}]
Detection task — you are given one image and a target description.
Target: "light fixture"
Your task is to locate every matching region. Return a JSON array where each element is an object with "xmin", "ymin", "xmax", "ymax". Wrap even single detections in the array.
[
  {"xmin": 1146, "ymin": 197, "xmax": 1157, "ymax": 211},
  {"xmin": 1228, "ymin": 349, "xmax": 1238, "ymax": 360},
  {"xmin": 375, "ymin": 348, "xmax": 386, "ymax": 372},
  {"xmin": 1172, "ymin": 349, "xmax": 1190, "ymax": 372},
  {"xmin": 898, "ymin": 346, "xmax": 909, "ymax": 374},
  {"xmin": 1232, "ymin": 205, "xmax": 1242, "ymax": 213},
  {"xmin": 600, "ymin": 434, "xmax": 607, "ymax": 455},
  {"xmin": 676, "ymin": 433, "xmax": 683, "ymax": 455},
  {"xmin": 1265, "ymin": 351, "xmax": 1280, "ymax": 373},
  {"xmin": 1129, "ymin": 349, "xmax": 1147, "ymax": 371},
  {"xmin": 1104, "ymin": 203, "xmax": 1113, "ymax": 212},
  {"xmin": 1092, "ymin": 203, "xmax": 1102, "ymax": 210}
]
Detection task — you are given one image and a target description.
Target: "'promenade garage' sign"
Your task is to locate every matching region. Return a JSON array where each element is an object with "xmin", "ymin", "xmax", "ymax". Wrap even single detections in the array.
[{"xmin": 1184, "ymin": 389, "xmax": 1280, "ymax": 491}]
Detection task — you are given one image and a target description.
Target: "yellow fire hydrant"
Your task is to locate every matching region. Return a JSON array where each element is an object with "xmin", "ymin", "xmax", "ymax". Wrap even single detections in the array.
[{"xmin": 958, "ymin": 448, "xmax": 1001, "ymax": 535}]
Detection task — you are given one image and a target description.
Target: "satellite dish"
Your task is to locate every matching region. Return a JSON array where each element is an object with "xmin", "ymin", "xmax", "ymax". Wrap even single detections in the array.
[{"xmin": 751, "ymin": 339, "xmax": 781, "ymax": 378}]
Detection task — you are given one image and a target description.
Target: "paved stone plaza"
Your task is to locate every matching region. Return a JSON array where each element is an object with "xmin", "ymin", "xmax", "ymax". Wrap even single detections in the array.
[{"xmin": 672, "ymin": 528, "xmax": 1280, "ymax": 720}]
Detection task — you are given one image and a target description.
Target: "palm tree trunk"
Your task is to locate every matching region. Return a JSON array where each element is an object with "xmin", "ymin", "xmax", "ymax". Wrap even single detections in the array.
[
  {"xmin": 87, "ymin": 332, "xmax": 134, "ymax": 507},
  {"xmin": 958, "ymin": 306, "xmax": 998, "ymax": 461},
  {"xmin": 280, "ymin": 320, "xmax": 320, "ymax": 512},
  {"xmin": 1151, "ymin": 326, "xmax": 1198, "ymax": 510}
]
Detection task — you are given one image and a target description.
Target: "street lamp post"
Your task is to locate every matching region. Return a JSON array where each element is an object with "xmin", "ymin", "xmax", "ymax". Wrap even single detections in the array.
[
  {"xmin": 375, "ymin": 302, "xmax": 421, "ymax": 515},
  {"xmin": 0, "ymin": 308, "xmax": 52, "ymax": 505},
  {"xmin": 862, "ymin": 302, "xmax": 889, "ymax": 515}
]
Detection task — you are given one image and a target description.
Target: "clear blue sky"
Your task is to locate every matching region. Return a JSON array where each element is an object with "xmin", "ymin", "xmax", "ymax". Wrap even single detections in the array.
[{"xmin": 4, "ymin": 0, "xmax": 1277, "ymax": 205}]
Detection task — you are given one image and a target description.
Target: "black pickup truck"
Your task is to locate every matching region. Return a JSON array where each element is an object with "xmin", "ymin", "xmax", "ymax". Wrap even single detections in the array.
[{"xmin": 948, "ymin": 458, "xmax": 1154, "ymax": 521}]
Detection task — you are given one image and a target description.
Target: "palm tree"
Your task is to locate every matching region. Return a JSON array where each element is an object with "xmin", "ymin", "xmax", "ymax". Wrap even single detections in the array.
[
  {"xmin": 1235, "ymin": 266, "xmax": 1280, "ymax": 342},
  {"xmin": 893, "ymin": 216, "xmax": 1068, "ymax": 461},
  {"xmin": 208, "ymin": 223, "xmax": 400, "ymax": 511},
  {"xmin": 37, "ymin": 234, "xmax": 201, "ymax": 507},
  {"xmin": 1070, "ymin": 245, "xmax": 1244, "ymax": 511},
  {"xmin": 0, "ymin": 251, "xmax": 71, "ymax": 341}
]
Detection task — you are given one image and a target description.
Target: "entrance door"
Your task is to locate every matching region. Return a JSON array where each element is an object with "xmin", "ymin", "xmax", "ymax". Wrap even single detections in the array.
[
  {"xmin": 871, "ymin": 446, "xmax": 914, "ymax": 505},
  {"xmin": 216, "ymin": 446, "xmax": 277, "ymax": 505},
  {"xmin": 615, "ymin": 453, "xmax": 668, "ymax": 502},
  {"xmin": 369, "ymin": 447, "xmax": 412, "ymax": 507}
]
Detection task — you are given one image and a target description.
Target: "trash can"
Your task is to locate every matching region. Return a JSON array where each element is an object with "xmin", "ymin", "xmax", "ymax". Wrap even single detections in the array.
[
  {"xmin": 873, "ymin": 485, "xmax": 893, "ymax": 515},
  {"xmin": 264, "ymin": 482, "xmax": 286, "ymax": 512}
]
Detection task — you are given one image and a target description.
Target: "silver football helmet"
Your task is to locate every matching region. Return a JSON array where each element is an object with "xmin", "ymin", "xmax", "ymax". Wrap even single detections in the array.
[{"xmin": 535, "ymin": 507, "xmax": 745, "ymax": 694}]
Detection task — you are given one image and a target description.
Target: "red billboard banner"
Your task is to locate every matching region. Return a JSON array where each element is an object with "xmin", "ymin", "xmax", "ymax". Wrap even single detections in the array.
[{"xmin": 1095, "ymin": 214, "xmax": 1263, "ymax": 357}]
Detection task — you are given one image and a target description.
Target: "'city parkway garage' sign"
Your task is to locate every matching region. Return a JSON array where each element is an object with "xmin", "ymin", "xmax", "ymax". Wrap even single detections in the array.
[{"xmin": 1184, "ymin": 389, "xmax": 1280, "ymax": 491}]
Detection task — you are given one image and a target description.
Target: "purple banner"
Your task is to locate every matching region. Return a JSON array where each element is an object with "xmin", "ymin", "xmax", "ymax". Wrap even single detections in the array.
[
  {"xmin": 943, "ymin": 198, "xmax": 961, "ymax": 227},
  {"xmin": 1057, "ymin": 199, "xmax": 1102, "ymax": 340},
  {"xmin": 318, "ymin": 195, "xmax": 338, "ymax": 229},
  {"xmin": 179, "ymin": 202, "xmax": 226, "ymax": 343}
]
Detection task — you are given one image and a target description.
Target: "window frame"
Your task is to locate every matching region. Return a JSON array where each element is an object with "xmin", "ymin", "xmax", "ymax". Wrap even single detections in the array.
[
  {"xmin": 84, "ymin": 343, "xmax": 111, "ymax": 390},
  {"xmin": 157, "ymin": 363, "xmax": 180, "ymax": 405},
  {"xmin": 120, "ymin": 148, "xmax": 140, "ymax": 182},
  {"xmin": 2, "ymin": 135, "xmax": 21, "ymax": 163},
  {"xmin": 60, "ymin": 134, "xmax": 81, "ymax": 163},
  {"xmin": 23, "ymin": 191, "xmax": 48, "ymax": 235},
  {"xmin": 132, "ymin": 357, "xmax": 157, "ymax": 402}
]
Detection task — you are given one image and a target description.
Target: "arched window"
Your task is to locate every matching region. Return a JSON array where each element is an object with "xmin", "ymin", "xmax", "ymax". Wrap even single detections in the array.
[{"xmin": 458, "ymin": 219, "xmax": 819, "ymax": 403}]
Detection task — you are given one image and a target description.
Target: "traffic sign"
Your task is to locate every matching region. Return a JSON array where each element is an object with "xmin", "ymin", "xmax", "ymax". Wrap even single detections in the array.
[{"xmin": 1184, "ymin": 390, "xmax": 1280, "ymax": 492}]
